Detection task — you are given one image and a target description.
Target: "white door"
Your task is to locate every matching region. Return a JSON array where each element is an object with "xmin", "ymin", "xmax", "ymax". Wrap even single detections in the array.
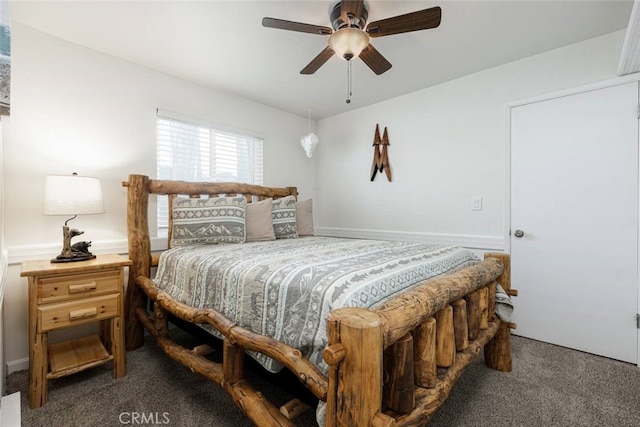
[{"xmin": 510, "ymin": 81, "xmax": 638, "ymax": 364}]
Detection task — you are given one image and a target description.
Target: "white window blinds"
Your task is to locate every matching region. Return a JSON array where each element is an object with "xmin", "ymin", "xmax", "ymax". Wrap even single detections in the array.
[{"xmin": 156, "ymin": 111, "xmax": 264, "ymax": 230}]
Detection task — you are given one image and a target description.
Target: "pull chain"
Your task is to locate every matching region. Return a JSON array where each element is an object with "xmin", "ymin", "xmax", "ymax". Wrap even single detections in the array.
[
  {"xmin": 346, "ymin": 14, "xmax": 354, "ymax": 104},
  {"xmin": 346, "ymin": 60, "xmax": 352, "ymax": 104}
]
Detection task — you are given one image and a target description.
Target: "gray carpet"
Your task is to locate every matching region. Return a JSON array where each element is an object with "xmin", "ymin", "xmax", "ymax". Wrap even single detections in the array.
[{"xmin": 7, "ymin": 333, "xmax": 640, "ymax": 426}]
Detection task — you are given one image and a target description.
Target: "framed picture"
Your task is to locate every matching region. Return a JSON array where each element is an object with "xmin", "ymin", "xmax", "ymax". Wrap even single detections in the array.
[{"xmin": 0, "ymin": 0, "xmax": 10, "ymax": 116}]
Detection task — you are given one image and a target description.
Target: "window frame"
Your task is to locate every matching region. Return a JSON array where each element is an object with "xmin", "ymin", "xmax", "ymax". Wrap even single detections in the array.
[{"xmin": 156, "ymin": 110, "xmax": 264, "ymax": 233}]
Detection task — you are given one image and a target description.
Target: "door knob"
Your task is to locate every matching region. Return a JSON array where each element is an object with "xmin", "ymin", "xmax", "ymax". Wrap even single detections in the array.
[{"xmin": 513, "ymin": 229, "xmax": 524, "ymax": 238}]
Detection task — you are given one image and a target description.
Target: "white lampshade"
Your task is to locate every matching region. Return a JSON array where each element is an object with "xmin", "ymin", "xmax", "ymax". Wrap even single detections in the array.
[
  {"xmin": 300, "ymin": 132, "xmax": 319, "ymax": 158},
  {"xmin": 329, "ymin": 28, "xmax": 370, "ymax": 60},
  {"xmin": 44, "ymin": 174, "xmax": 105, "ymax": 216}
]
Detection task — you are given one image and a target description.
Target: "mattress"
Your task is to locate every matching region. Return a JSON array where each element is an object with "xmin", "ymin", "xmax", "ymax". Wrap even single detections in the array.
[{"xmin": 154, "ymin": 236, "xmax": 480, "ymax": 373}]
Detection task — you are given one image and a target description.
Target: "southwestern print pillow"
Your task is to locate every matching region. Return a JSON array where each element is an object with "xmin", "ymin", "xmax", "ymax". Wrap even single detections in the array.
[
  {"xmin": 271, "ymin": 195, "xmax": 298, "ymax": 239},
  {"xmin": 171, "ymin": 195, "xmax": 246, "ymax": 246}
]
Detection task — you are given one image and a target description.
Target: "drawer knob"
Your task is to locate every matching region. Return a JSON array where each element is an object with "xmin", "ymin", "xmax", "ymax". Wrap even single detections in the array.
[
  {"xmin": 68, "ymin": 282, "xmax": 97, "ymax": 293},
  {"xmin": 69, "ymin": 307, "xmax": 98, "ymax": 320}
]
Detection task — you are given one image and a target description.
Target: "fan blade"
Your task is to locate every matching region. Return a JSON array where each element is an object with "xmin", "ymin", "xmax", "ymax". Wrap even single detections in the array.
[
  {"xmin": 359, "ymin": 44, "xmax": 392, "ymax": 75},
  {"xmin": 262, "ymin": 17, "xmax": 332, "ymax": 35},
  {"xmin": 341, "ymin": 0, "xmax": 364, "ymax": 21},
  {"xmin": 301, "ymin": 46, "xmax": 335, "ymax": 74},
  {"xmin": 366, "ymin": 6, "xmax": 441, "ymax": 37}
]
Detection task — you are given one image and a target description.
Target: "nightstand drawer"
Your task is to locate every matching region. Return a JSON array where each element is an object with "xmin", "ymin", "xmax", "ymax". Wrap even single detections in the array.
[
  {"xmin": 38, "ymin": 269, "xmax": 121, "ymax": 304},
  {"xmin": 38, "ymin": 294, "xmax": 120, "ymax": 332}
]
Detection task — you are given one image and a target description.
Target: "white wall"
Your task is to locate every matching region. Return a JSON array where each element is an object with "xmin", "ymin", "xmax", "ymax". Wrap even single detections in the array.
[
  {"xmin": 315, "ymin": 30, "xmax": 626, "ymax": 251},
  {"xmin": 1, "ymin": 23, "xmax": 317, "ymax": 370}
]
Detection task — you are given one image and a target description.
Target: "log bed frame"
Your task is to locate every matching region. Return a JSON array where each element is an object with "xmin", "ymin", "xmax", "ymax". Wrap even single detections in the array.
[{"xmin": 123, "ymin": 174, "xmax": 517, "ymax": 426}]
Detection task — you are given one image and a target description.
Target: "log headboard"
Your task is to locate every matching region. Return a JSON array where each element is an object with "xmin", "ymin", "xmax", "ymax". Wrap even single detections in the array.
[{"xmin": 121, "ymin": 174, "xmax": 298, "ymax": 349}]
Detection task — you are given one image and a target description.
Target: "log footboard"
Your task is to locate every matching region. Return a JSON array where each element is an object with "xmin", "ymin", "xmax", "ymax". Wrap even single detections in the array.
[{"xmin": 323, "ymin": 253, "xmax": 514, "ymax": 427}]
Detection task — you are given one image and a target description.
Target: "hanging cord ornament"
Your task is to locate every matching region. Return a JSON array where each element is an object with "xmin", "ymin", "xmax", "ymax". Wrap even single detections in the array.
[{"xmin": 300, "ymin": 108, "xmax": 319, "ymax": 158}]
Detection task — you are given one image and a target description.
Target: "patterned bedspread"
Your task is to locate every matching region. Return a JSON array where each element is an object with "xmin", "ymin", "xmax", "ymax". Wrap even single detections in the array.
[{"xmin": 154, "ymin": 236, "xmax": 479, "ymax": 373}]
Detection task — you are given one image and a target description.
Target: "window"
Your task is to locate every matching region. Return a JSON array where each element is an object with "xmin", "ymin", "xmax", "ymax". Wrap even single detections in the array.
[{"xmin": 156, "ymin": 110, "xmax": 263, "ymax": 231}]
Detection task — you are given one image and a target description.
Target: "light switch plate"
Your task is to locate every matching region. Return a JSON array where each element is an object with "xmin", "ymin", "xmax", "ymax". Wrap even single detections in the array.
[{"xmin": 471, "ymin": 196, "xmax": 483, "ymax": 211}]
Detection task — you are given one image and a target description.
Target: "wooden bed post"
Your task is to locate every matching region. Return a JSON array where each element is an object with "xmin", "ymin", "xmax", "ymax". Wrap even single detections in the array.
[
  {"xmin": 483, "ymin": 252, "xmax": 513, "ymax": 372},
  {"xmin": 123, "ymin": 174, "xmax": 152, "ymax": 350},
  {"xmin": 325, "ymin": 307, "xmax": 394, "ymax": 427}
]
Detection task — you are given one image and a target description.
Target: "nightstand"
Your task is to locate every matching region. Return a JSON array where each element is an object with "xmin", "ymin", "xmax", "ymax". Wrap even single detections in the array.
[{"xmin": 20, "ymin": 254, "xmax": 132, "ymax": 408}]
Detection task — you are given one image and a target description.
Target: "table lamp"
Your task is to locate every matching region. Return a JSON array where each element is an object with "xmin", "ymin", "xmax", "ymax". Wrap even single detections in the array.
[{"xmin": 44, "ymin": 173, "xmax": 104, "ymax": 263}]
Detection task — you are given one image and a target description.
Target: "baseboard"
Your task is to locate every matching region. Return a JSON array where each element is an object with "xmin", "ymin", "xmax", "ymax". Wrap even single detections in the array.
[
  {"xmin": 6, "ymin": 358, "xmax": 29, "ymax": 375},
  {"xmin": 315, "ymin": 227, "xmax": 505, "ymax": 251}
]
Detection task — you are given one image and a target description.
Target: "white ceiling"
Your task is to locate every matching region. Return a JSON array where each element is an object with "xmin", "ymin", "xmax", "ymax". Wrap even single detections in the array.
[{"xmin": 10, "ymin": 0, "xmax": 635, "ymax": 119}]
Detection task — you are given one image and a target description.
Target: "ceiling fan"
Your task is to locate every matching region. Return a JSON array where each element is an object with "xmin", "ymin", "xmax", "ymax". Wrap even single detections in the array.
[{"xmin": 262, "ymin": 0, "xmax": 442, "ymax": 75}]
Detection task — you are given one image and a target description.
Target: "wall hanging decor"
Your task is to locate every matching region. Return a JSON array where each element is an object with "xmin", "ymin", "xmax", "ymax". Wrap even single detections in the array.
[
  {"xmin": 370, "ymin": 124, "xmax": 392, "ymax": 182},
  {"xmin": 0, "ymin": 0, "xmax": 10, "ymax": 116}
]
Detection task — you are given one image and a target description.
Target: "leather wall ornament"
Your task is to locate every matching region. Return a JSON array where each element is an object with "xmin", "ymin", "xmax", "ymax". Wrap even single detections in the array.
[{"xmin": 370, "ymin": 124, "xmax": 392, "ymax": 182}]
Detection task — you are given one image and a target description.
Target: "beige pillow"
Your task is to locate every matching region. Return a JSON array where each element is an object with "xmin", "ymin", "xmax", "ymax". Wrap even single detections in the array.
[
  {"xmin": 296, "ymin": 199, "xmax": 314, "ymax": 236},
  {"xmin": 246, "ymin": 199, "xmax": 276, "ymax": 242}
]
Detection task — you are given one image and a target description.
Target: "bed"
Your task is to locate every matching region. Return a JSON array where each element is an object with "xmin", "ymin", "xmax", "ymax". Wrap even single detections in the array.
[{"xmin": 123, "ymin": 174, "xmax": 517, "ymax": 426}]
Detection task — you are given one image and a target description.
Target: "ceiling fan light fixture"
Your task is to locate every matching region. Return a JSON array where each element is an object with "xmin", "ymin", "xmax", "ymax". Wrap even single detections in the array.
[{"xmin": 329, "ymin": 28, "xmax": 369, "ymax": 60}]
